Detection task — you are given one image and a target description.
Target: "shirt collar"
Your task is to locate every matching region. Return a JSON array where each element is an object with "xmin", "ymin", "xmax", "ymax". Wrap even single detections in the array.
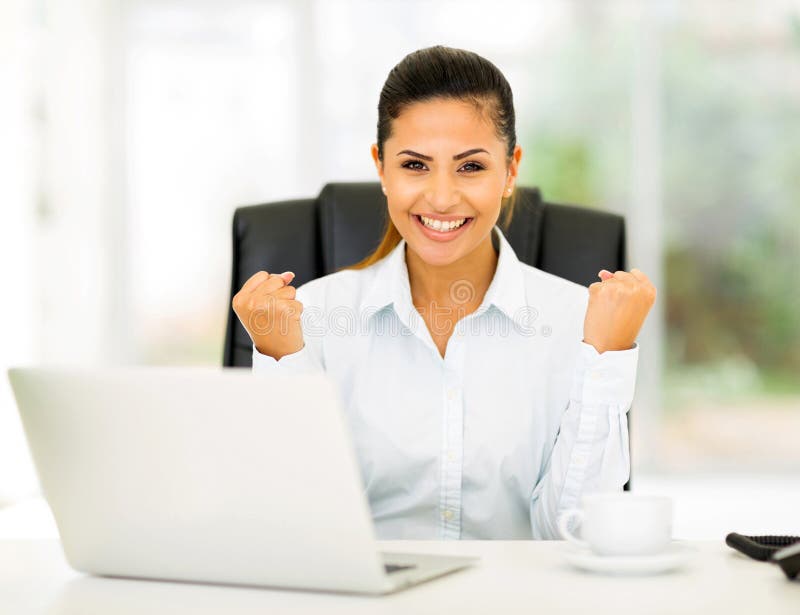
[{"xmin": 358, "ymin": 225, "xmax": 528, "ymax": 322}]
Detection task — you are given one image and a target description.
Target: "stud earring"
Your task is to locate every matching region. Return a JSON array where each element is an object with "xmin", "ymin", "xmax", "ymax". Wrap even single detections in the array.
[{"xmin": 381, "ymin": 185, "xmax": 387, "ymax": 194}]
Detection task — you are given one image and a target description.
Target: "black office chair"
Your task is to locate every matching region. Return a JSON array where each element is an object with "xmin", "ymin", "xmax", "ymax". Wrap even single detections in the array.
[{"xmin": 223, "ymin": 182, "xmax": 631, "ymax": 490}]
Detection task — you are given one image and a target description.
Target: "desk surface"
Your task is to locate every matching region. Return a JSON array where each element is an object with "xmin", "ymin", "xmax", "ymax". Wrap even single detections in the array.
[{"xmin": 1, "ymin": 539, "xmax": 797, "ymax": 614}]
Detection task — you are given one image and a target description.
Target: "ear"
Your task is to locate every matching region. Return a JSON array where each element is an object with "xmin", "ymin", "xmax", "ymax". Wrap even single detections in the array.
[
  {"xmin": 505, "ymin": 144, "xmax": 523, "ymax": 192},
  {"xmin": 370, "ymin": 144, "xmax": 384, "ymax": 181}
]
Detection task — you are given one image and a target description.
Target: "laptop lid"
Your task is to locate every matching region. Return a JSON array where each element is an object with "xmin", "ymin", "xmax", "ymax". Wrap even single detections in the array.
[{"xmin": 8, "ymin": 366, "xmax": 388, "ymax": 593}]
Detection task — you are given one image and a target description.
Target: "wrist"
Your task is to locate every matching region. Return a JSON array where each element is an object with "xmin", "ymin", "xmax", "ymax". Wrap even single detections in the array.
[
  {"xmin": 582, "ymin": 338, "xmax": 635, "ymax": 354},
  {"xmin": 255, "ymin": 341, "xmax": 305, "ymax": 361}
]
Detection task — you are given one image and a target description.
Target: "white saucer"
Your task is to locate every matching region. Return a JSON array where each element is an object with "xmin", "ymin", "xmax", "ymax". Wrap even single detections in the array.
[{"xmin": 563, "ymin": 542, "xmax": 698, "ymax": 575}]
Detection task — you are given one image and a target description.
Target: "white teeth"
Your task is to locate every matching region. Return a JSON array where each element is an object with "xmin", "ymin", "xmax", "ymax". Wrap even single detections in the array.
[{"xmin": 419, "ymin": 215, "xmax": 468, "ymax": 232}]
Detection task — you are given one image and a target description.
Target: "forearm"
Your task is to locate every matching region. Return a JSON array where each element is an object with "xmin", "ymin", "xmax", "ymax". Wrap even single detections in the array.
[{"xmin": 529, "ymin": 342, "xmax": 638, "ymax": 539}]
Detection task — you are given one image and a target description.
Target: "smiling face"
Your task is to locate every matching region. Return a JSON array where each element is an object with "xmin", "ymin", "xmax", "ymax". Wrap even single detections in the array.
[{"xmin": 371, "ymin": 97, "xmax": 521, "ymax": 269}]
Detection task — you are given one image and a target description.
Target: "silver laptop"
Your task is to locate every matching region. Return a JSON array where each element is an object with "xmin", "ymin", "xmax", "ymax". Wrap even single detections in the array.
[{"xmin": 7, "ymin": 366, "xmax": 477, "ymax": 595}]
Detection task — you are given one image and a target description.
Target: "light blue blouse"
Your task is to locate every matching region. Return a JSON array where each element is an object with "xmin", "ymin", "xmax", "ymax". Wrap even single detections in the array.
[{"xmin": 252, "ymin": 225, "xmax": 638, "ymax": 539}]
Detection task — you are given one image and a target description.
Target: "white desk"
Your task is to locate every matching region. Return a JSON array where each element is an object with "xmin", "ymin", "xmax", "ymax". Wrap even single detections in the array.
[{"xmin": 1, "ymin": 539, "xmax": 797, "ymax": 614}]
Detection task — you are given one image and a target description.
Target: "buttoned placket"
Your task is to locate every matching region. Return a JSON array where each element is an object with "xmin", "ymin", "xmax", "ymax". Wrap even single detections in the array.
[
  {"xmin": 438, "ymin": 316, "xmax": 468, "ymax": 539},
  {"xmin": 400, "ymin": 300, "xmax": 468, "ymax": 539}
]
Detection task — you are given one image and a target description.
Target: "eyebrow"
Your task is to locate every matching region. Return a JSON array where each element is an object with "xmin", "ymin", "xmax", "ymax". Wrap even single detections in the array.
[{"xmin": 396, "ymin": 148, "xmax": 490, "ymax": 161}]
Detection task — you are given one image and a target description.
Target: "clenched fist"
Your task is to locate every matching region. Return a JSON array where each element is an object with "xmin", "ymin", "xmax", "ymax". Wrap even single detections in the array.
[
  {"xmin": 582, "ymin": 268, "xmax": 657, "ymax": 354},
  {"xmin": 232, "ymin": 270, "xmax": 305, "ymax": 360}
]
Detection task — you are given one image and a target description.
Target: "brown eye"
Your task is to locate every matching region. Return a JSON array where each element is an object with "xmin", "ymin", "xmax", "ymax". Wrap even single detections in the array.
[
  {"xmin": 402, "ymin": 160, "xmax": 426, "ymax": 171},
  {"xmin": 460, "ymin": 162, "xmax": 485, "ymax": 173}
]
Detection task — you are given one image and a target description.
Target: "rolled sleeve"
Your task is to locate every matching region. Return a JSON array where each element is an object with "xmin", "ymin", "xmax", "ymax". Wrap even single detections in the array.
[
  {"xmin": 251, "ymin": 342, "xmax": 324, "ymax": 374},
  {"xmin": 529, "ymin": 342, "xmax": 639, "ymax": 539},
  {"xmin": 570, "ymin": 342, "xmax": 639, "ymax": 405}
]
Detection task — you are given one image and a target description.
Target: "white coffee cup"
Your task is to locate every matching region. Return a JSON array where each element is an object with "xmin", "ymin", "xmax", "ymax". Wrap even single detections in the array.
[{"xmin": 557, "ymin": 492, "xmax": 673, "ymax": 556}]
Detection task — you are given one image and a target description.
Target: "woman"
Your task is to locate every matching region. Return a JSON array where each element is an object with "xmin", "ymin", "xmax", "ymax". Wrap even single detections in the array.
[{"xmin": 232, "ymin": 45, "xmax": 656, "ymax": 540}]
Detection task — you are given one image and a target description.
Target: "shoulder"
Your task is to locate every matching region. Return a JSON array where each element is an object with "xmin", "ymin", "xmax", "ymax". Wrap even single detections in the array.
[
  {"xmin": 514, "ymin": 263, "xmax": 589, "ymax": 351},
  {"xmin": 519, "ymin": 262, "xmax": 589, "ymax": 308}
]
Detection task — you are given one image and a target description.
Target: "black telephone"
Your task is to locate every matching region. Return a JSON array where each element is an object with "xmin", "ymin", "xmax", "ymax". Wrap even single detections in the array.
[{"xmin": 726, "ymin": 533, "xmax": 800, "ymax": 580}]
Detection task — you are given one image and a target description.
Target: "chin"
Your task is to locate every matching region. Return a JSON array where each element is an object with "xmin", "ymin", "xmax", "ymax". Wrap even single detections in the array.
[{"xmin": 404, "ymin": 236, "xmax": 469, "ymax": 266}]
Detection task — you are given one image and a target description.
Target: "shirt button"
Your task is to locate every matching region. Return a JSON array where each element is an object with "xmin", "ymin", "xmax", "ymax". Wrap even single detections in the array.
[
  {"xmin": 443, "ymin": 510, "xmax": 454, "ymax": 520},
  {"xmin": 447, "ymin": 388, "xmax": 457, "ymax": 401},
  {"xmin": 447, "ymin": 451, "xmax": 456, "ymax": 462},
  {"xmin": 591, "ymin": 371, "xmax": 603, "ymax": 381},
  {"xmin": 574, "ymin": 453, "xmax": 589, "ymax": 466}
]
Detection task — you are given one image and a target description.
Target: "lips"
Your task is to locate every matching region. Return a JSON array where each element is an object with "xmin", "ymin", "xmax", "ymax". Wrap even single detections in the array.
[{"xmin": 412, "ymin": 213, "xmax": 474, "ymax": 242}]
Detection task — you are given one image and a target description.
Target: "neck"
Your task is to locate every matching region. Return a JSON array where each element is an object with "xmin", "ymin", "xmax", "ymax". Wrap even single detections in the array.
[{"xmin": 406, "ymin": 229, "xmax": 499, "ymax": 311}]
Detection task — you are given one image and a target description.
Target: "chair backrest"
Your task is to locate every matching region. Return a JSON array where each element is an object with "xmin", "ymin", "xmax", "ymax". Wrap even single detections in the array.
[{"xmin": 223, "ymin": 182, "xmax": 631, "ymax": 489}]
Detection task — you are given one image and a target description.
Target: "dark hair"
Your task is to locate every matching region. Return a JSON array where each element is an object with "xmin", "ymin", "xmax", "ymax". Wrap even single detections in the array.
[{"xmin": 346, "ymin": 45, "xmax": 519, "ymax": 270}]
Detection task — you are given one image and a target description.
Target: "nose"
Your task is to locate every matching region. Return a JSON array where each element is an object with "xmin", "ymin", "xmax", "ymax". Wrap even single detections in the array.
[{"xmin": 424, "ymin": 169, "xmax": 459, "ymax": 211}]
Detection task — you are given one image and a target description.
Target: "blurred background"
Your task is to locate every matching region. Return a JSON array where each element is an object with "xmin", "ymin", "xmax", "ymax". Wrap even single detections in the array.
[{"xmin": 1, "ymin": 0, "xmax": 799, "ymax": 538}]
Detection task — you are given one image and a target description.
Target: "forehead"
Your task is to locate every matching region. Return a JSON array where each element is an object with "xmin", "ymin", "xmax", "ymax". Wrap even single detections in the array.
[{"xmin": 389, "ymin": 98, "xmax": 500, "ymax": 148}]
